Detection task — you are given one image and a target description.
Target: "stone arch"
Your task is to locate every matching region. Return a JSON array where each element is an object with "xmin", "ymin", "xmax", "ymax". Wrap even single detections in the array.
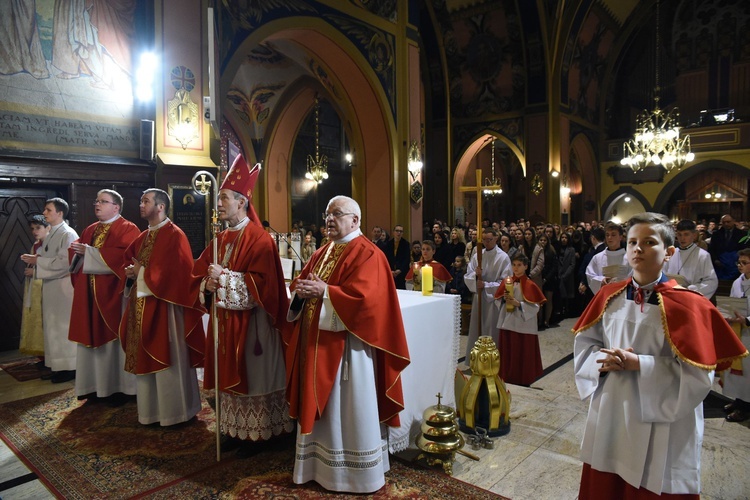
[
  {"xmin": 601, "ymin": 187, "xmax": 652, "ymax": 223},
  {"xmin": 452, "ymin": 131, "xmax": 526, "ymax": 214},
  {"xmin": 221, "ymin": 18, "xmax": 397, "ymax": 231}
]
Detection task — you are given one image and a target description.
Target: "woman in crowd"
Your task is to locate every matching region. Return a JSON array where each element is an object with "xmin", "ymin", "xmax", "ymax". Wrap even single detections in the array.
[
  {"xmin": 447, "ymin": 227, "xmax": 467, "ymax": 261},
  {"xmin": 526, "ymin": 228, "xmax": 545, "ymax": 292},
  {"xmin": 557, "ymin": 232, "xmax": 577, "ymax": 319},
  {"xmin": 499, "ymin": 231, "xmax": 517, "ymax": 260},
  {"xmin": 538, "ymin": 234, "xmax": 558, "ymax": 329},
  {"xmin": 433, "ymin": 230, "xmax": 453, "ymax": 270}
]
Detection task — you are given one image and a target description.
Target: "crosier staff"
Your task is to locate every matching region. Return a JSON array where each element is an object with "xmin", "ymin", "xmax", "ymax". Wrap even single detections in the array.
[{"xmin": 192, "ymin": 170, "xmax": 221, "ymax": 462}]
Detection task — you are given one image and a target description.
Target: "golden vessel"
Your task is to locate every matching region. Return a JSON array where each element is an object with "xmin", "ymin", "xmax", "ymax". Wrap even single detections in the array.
[{"xmin": 416, "ymin": 394, "xmax": 466, "ymax": 475}]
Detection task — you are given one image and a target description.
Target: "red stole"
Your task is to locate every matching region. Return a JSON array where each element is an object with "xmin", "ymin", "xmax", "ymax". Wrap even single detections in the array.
[
  {"xmin": 193, "ymin": 222, "xmax": 289, "ymax": 395},
  {"xmin": 405, "ymin": 259, "xmax": 453, "ymax": 283},
  {"xmin": 285, "ymin": 235, "xmax": 410, "ymax": 434},
  {"xmin": 69, "ymin": 217, "xmax": 140, "ymax": 347},
  {"xmin": 494, "ymin": 275, "xmax": 546, "ymax": 304},
  {"xmin": 119, "ymin": 222, "xmax": 205, "ymax": 374},
  {"xmin": 574, "ymin": 278, "xmax": 748, "ymax": 371}
]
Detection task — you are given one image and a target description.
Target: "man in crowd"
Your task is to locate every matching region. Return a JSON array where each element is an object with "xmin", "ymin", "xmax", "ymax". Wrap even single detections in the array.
[
  {"xmin": 193, "ymin": 157, "xmax": 293, "ymax": 457},
  {"xmin": 664, "ymin": 219, "xmax": 718, "ymax": 299},
  {"xmin": 120, "ymin": 189, "xmax": 205, "ymax": 426},
  {"xmin": 21, "ymin": 198, "xmax": 79, "ymax": 383},
  {"xmin": 464, "ymin": 227, "xmax": 511, "ymax": 360},
  {"xmin": 69, "ymin": 189, "xmax": 140, "ymax": 404},
  {"xmin": 386, "ymin": 223, "xmax": 410, "ymax": 289},
  {"xmin": 370, "ymin": 225, "xmax": 387, "ymax": 252},
  {"xmin": 285, "ymin": 195, "xmax": 410, "ymax": 493},
  {"xmin": 709, "ymin": 214, "xmax": 745, "ymax": 280}
]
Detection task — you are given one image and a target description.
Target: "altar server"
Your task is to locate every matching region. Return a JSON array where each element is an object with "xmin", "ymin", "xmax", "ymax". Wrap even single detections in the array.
[
  {"xmin": 663, "ymin": 219, "xmax": 718, "ymax": 299},
  {"xmin": 574, "ymin": 212, "xmax": 746, "ymax": 498},
  {"xmin": 494, "ymin": 253, "xmax": 546, "ymax": 386},
  {"xmin": 21, "ymin": 201, "xmax": 78, "ymax": 381},
  {"xmin": 464, "ymin": 227, "xmax": 511, "ymax": 360}
]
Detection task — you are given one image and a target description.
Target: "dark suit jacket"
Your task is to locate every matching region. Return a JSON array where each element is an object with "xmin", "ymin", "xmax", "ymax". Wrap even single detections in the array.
[{"xmin": 385, "ymin": 237, "xmax": 411, "ymax": 289}]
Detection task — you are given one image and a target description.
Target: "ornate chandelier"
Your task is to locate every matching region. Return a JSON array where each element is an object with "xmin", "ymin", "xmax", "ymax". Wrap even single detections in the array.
[
  {"xmin": 305, "ymin": 94, "xmax": 329, "ymax": 184},
  {"xmin": 620, "ymin": 0, "xmax": 694, "ymax": 174},
  {"xmin": 482, "ymin": 140, "xmax": 502, "ymax": 196}
]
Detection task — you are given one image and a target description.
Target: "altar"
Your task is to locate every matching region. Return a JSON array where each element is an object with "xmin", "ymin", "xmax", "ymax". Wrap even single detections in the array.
[{"xmin": 389, "ymin": 290, "xmax": 460, "ymax": 453}]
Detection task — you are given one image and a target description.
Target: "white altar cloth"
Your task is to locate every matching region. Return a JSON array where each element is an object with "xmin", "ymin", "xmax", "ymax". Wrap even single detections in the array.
[{"xmin": 389, "ymin": 290, "xmax": 460, "ymax": 453}]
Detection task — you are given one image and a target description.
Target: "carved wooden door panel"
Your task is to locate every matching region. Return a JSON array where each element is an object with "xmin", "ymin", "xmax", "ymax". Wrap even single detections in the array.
[{"xmin": 0, "ymin": 188, "xmax": 63, "ymax": 351}]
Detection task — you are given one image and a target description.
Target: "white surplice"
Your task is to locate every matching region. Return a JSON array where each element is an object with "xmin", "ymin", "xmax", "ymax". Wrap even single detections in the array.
[
  {"xmin": 34, "ymin": 221, "xmax": 78, "ymax": 371},
  {"xmin": 663, "ymin": 243, "xmax": 718, "ymax": 298},
  {"xmin": 724, "ymin": 275, "xmax": 750, "ymax": 401},
  {"xmin": 585, "ymin": 248, "xmax": 629, "ymax": 294},
  {"xmin": 574, "ymin": 285, "xmax": 712, "ymax": 495},
  {"xmin": 464, "ymin": 245, "xmax": 511, "ymax": 359}
]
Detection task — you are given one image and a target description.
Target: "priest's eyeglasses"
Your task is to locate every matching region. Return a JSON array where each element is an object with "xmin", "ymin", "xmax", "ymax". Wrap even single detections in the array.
[
  {"xmin": 322, "ymin": 212, "xmax": 354, "ymax": 221},
  {"xmin": 93, "ymin": 200, "xmax": 113, "ymax": 205}
]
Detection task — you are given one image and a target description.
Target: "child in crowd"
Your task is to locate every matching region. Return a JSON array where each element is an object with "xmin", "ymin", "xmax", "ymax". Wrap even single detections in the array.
[
  {"xmin": 723, "ymin": 247, "xmax": 750, "ymax": 422},
  {"xmin": 405, "ymin": 240, "xmax": 452, "ymax": 293},
  {"xmin": 19, "ymin": 214, "xmax": 50, "ymax": 359},
  {"xmin": 573, "ymin": 212, "xmax": 746, "ymax": 498},
  {"xmin": 493, "ymin": 253, "xmax": 546, "ymax": 386},
  {"xmin": 448, "ymin": 255, "xmax": 472, "ymax": 304}
]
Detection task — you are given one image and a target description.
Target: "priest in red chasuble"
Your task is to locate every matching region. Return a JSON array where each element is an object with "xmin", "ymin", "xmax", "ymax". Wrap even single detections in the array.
[
  {"xmin": 120, "ymin": 188, "xmax": 204, "ymax": 426},
  {"xmin": 69, "ymin": 189, "xmax": 140, "ymax": 404},
  {"xmin": 574, "ymin": 212, "xmax": 747, "ymax": 499},
  {"xmin": 285, "ymin": 195, "xmax": 410, "ymax": 494},
  {"xmin": 193, "ymin": 156, "xmax": 293, "ymax": 458}
]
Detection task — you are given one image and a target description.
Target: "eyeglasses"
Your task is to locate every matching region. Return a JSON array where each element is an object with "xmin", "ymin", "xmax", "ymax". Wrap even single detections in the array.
[
  {"xmin": 93, "ymin": 200, "xmax": 113, "ymax": 206},
  {"xmin": 322, "ymin": 212, "xmax": 354, "ymax": 221},
  {"xmin": 737, "ymin": 261, "xmax": 750, "ymax": 268}
]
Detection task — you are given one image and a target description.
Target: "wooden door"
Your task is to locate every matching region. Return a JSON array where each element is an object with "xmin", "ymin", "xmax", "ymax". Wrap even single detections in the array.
[{"xmin": 0, "ymin": 187, "xmax": 65, "ymax": 351}]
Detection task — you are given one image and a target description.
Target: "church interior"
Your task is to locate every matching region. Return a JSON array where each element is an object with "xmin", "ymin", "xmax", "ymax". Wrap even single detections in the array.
[{"xmin": 1, "ymin": 0, "xmax": 749, "ymax": 497}]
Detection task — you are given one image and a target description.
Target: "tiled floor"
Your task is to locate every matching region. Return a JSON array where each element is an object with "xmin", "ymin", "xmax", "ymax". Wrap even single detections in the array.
[{"xmin": 1, "ymin": 320, "xmax": 749, "ymax": 499}]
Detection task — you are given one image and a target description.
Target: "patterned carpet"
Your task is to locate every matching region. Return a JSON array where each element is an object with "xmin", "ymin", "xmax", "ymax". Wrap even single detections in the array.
[
  {"xmin": 0, "ymin": 356, "xmax": 46, "ymax": 382},
  {"xmin": 0, "ymin": 389, "xmax": 504, "ymax": 499}
]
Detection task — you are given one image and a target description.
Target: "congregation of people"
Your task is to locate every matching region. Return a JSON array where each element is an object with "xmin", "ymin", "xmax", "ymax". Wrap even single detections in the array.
[{"xmin": 15, "ymin": 174, "xmax": 750, "ymax": 497}]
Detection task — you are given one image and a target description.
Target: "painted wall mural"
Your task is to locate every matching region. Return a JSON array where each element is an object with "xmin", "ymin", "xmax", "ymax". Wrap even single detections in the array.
[
  {"xmin": 0, "ymin": 0, "xmax": 142, "ymax": 158},
  {"xmin": 566, "ymin": 8, "xmax": 615, "ymax": 124},
  {"xmin": 440, "ymin": 0, "xmax": 525, "ymax": 118}
]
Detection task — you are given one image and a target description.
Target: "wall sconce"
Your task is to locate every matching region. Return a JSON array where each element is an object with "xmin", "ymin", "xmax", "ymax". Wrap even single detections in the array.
[
  {"xmin": 551, "ymin": 170, "xmax": 559, "ymax": 178},
  {"xmin": 530, "ymin": 173, "xmax": 543, "ymax": 196},
  {"xmin": 407, "ymin": 140, "xmax": 423, "ymax": 203},
  {"xmin": 167, "ymin": 88, "xmax": 200, "ymax": 149},
  {"xmin": 407, "ymin": 140, "xmax": 423, "ymax": 181},
  {"xmin": 345, "ymin": 152, "xmax": 354, "ymax": 166}
]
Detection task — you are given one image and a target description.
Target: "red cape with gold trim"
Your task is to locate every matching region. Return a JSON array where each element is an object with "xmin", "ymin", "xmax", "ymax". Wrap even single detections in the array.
[
  {"xmin": 285, "ymin": 235, "xmax": 411, "ymax": 434},
  {"xmin": 573, "ymin": 278, "xmax": 748, "ymax": 371},
  {"xmin": 193, "ymin": 221, "xmax": 289, "ymax": 395},
  {"xmin": 494, "ymin": 275, "xmax": 546, "ymax": 304},
  {"xmin": 69, "ymin": 217, "xmax": 141, "ymax": 347},
  {"xmin": 119, "ymin": 221, "xmax": 205, "ymax": 374},
  {"xmin": 405, "ymin": 260, "xmax": 453, "ymax": 282}
]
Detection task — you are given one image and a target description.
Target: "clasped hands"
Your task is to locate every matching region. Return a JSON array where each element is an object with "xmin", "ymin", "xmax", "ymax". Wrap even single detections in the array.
[
  {"xmin": 295, "ymin": 273, "xmax": 325, "ymax": 299},
  {"xmin": 124, "ymin": 257, "xmax": 142, "ymax": 280},
  {"xmin": 598, "ymin": 347, "xmax": 639, "ymax": 372},
  {"xmin": 203, "ymin": 263, "xmax": 224, "ymax": 293}
]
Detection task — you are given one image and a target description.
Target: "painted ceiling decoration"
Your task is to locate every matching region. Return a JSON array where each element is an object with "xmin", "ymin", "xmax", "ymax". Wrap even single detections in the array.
[{"xmin": 348, "ymin": 0, "xmax": 397, "ymax": 22}]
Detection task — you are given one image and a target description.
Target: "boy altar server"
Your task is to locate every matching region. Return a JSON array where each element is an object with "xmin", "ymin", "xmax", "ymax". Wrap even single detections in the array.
[
  {"xmin": 494, "ymin": 253, "xmax": 546, "ymax": 386},
  {"xmin": 574, "ymin": 212, "xmax": 747, "ymax": 498},
  {"xmin": 663, "ymin": 219, "xmax": 718, "ymax": 299},
  {"xmin": 405, "ymin": 239, "xmax": 452, "ymax": 293}
]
